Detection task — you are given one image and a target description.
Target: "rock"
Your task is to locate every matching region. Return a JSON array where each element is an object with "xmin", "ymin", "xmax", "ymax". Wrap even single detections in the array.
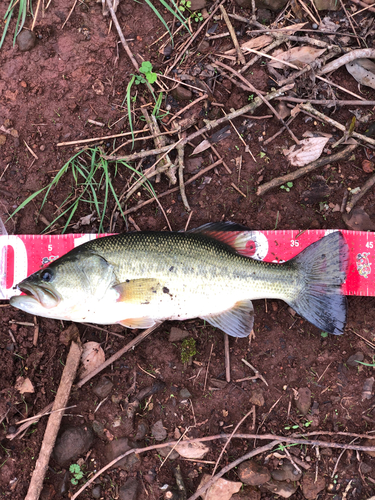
[
  {"xmin": 347, "ymin": 351, "xmax": 364, "ymax": 367},
  {"xmin": 169, "ymin": 327, "xmax": 190, "ymax": 342},
  {"xmin": 237, "ymin": 460, "xmax": 271, "ymax": 486},
  {"xmin": 189, "ymin": 0, "xmax": 206, "ymax": 9},
  {"xmin": 185, "ymin": 157, "xmax": 203, "ymax": 174},
  {"xmin": 53, "ymin": 426, "xmax": 94, "ymax": 466},
  {"xmin": 249, "ymin": 389, "xmax": 264, "ymax": 407},
  {"xmin": 93, "ymin": 376, "xmax": 113, "ymax": 398},
  {"xmin": 0, "ymin": 135, "xmax": 6, "ymax": 146},
  {"xmin": 362, "ymin": 160, "xmax": 374, "ymax": 173},
  {"xmin": 92, "ymin": 420, "xmax": 105, "ymax": 438},
  {"xmin": 104, "ymin": 438, "xmax": 141, "ymax": 471},
  {"xmin": 17, "ymin": 30, "xmax": 37, "ymax": 51},
  {"xmin": 234, "ymin": 0, "xmax": 288, "ymax": 10},
  {"xmin": 158, "ymin": 446, "xmax": 180, "ymax": 460},
  {"xmin": 171, "ymin": 85, "xmax": 193, "ymax": 102},
  {"xmin": 134, "ymin": 420, "xmax": 149, "ymax": 440},
  {"xmin": 152, "ymin": 420, "xmax": 167, "ymax": 441},
  {"xmin": 180, "ymin": 388, "xmax": 192, "ymax": 400},
  {"xmin": 119, "ymin": 478, "xmax": 139, "ymax": 500},
  {"xmin": 295, "ymin": 387, "xmax": 312, "ymax": 415},
  {"xmin": 271, "ymin": 461, "xmax": 302, "ymax": 481},
  {"xmin": 264, "ymin": 480, "xmax": 298, "ymax": 498},
  {"xmin": 92, "ymin": 485, "xmax": 101, "ymax": 499},
  {"xmin": 301, "ymin": 470, "xmax": 326, "ymax": 499}
]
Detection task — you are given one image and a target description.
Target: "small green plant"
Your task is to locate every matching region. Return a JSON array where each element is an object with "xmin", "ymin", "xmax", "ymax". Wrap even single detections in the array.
[
  {"xmin": 181, "ymin": 337, "xmax": 197, "ymax": 363},
  {"xmin": 321, "ymin": 331, "xmax": 329, "ymax": 338},
  {"xmin": 179, "ymin": 0, "xmax": 203, "ymax": 22},
  {"xmin": 137, "ymin": 61, "xmax": 158, "ymax": 85},
  {"xmin": 280, "ymin": 182, "xmax": 293, "ymax": 192},
  {"xmin": 258, "ymin": 151, "xmax": 270, "ymax": 163},
  {"xmin": 69, "ymin": 463, "xmax": 84, "ymax": 485},
  {"xmin": 248, "ymin": 94, "xmax": 254, "ymax": 101}
]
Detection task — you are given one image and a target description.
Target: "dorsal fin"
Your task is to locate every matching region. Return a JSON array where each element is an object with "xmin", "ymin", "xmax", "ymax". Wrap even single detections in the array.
[{"xmin": 188, "ymin": 222, "xmax": 257, "ymax": 257}]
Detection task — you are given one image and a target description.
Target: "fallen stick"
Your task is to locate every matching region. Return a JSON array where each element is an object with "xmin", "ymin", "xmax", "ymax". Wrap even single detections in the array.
[
  {"xmin": 318, "ymin": 48, "xmax": 375, "ymax": 75},
  {"xmin": 76, "ymin": 324, "xmax": 160, "ymax": 388},
  {"xmin": 257, "ymin": 144, "xmax": 358, "ymax": 196},
  {"xmin": 104, "ymin": 84, "xmax": 294, "ymax": 163},
  {"xmin": 346, "ymin": 172, "xmax": 375, "ymax": 213},
  {"xmin": 299, "ymin": 102, "xmax": 375, "ymax": 146},
  {"xmin": 24, "ymin": 341, "xmax": 82, "ymax": 500},
  {"xmin": 276, "ymin": 97, "xmax": 375, "ymax": 106},
  {"xmin": 70, "ymin": 431, "xmax": 375, "ymax": 499}
]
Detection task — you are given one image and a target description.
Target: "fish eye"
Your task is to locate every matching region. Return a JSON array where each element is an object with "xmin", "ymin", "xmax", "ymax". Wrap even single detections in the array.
[{"xmin": 40, "ymin": 269, "xmax": 53, "ymax": 282}]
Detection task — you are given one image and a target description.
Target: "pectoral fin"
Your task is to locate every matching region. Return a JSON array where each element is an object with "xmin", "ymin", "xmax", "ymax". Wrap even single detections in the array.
[
  {"xmin": 113, "ymin": 278, "xmax": 162, "ymax": 304},
  {"xmin": 118, "ymin": 317, "xmax": 156, "ymax": 329},
  {"xmin": 201, "ymin": 299, "xmax": 254, "ymax": 338}
]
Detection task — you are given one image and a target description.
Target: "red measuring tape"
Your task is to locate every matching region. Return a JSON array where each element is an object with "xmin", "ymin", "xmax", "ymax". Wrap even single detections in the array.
[{"xmin": 0, "ymin": 230, "xmax": 372, "ymax": 300}]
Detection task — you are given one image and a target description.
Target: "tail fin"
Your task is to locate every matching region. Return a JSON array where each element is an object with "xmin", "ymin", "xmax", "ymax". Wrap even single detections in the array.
[{"xmin": 287, "ymin": 232, "xmax": 349, "ymax": 335}]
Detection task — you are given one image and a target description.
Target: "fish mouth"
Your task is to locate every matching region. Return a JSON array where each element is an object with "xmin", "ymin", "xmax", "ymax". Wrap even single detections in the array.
[{"xmin": 17, "ymin": 282, "xmax": 61, "ymax": 309}]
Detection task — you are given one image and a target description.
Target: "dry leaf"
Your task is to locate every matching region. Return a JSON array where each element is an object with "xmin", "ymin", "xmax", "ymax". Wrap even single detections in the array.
[
  {"xmin": 192, "ymin": 139, "xmax": 211, "ymax": 155},
  {"xmin": 268, "ymin": 46, "xmax": 326, "ymax": 69},
  {"xmin": 15, "ymin": 376, "xmax": 34, "ymax": 394},
  {"xmin": 80, "ymin": 341, "xmax": 105, "ymax": 378},
  {"xmin": 362, "ymin": 159, "xmax": 374, "ymax": 173},
  {"xmin": 287, "ymin": 137, "xmax": 329, "ymax": 166},
  {"xmin": 175, "ymin": 441, "xmax": 209, "ymax": 459},
  {"xmin": 346, "ymin": 59, "xmax": 375, "ymax": 90},
  {"xmin": 198, "ymin": 474, "xmax": 242, "ymax": 500}
]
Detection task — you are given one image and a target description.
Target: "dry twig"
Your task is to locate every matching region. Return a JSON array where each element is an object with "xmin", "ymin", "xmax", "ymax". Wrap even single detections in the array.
[
  {"xmin": 24, "ymin": 341, "xmax": 82, "ymax": 500},
  {"xmin": 257, "ymin": 144, "xmax": 358, "ymax": 196}
]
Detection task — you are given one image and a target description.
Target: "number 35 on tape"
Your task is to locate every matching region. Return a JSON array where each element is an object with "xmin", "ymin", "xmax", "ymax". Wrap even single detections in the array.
[{"xmin": 0, "ymin": 230, "xmax": 373, "ymax": 300}]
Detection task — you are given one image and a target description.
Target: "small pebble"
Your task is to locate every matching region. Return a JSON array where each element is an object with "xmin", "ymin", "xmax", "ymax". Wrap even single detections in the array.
[
  {"xmin": 17, "ymin": 30, "xmax": 37, "ymax": 51},
  {"xmin": 92, "ymin": 485, "xmax": 101, "ymax": 499},
  {"xmin": 312, "ymin": 23, "xmax": 318, "ymax": 29}
]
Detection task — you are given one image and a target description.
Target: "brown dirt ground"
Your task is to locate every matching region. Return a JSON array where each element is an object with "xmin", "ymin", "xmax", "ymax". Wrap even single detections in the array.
[{"xmin": 1, "ymin": 1, "xmax": 375, "ymax": 499}]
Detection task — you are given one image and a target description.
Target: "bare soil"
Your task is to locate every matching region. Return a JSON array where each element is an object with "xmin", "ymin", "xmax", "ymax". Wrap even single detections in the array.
[{"xmin": 1, "ymin": 1, "xmax": 375, "ymax": 499}]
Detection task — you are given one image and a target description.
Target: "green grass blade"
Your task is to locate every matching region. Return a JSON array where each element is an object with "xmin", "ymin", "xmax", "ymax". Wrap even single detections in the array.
[
  {"xmin": 8, "ymin": 186, "xmax": 48, "ymax": 220},
  {"xmin": 156, "ymin": 0, "xmax": 190, "ymax": 31},
  {"xmin": 143, "ymin": 0, "xmax": 175, "ymax": 45},
  {"xmin": 0, "ymin": 10, "xmax": 13, "ymax": 49}
]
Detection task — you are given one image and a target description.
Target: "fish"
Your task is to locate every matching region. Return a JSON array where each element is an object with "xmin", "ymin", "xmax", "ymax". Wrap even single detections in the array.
[{"xmin": 9, "ymin": 223, "xmax": 349, "ymax": 337}]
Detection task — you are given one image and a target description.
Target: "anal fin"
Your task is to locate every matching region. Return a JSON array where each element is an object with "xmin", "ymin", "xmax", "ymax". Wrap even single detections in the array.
[
  {"xmin": 201, "ymin": 299, "xmax": 254, "ymax": 338},
  {"xmin": 118, "ymin": 317, "xmax": 156, "ymax": 329}
]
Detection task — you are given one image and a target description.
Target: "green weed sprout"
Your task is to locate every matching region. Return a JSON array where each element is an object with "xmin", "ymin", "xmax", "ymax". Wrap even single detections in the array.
[
  {"xmin": 280, "ymin": 182, "xmax": 293, "ymax": 192},
  {"xmin": 138, "ymin": 61, "xmax": 157, "ymax": 84},
  {"xmin": 181, "ymin": 338, "xmax": 197, "ymax": 363},
  {"xmin": 179, "ymin": 0, "xmax": 203, "ymax": 22},
  {"xmin": 69, "ymin": 463, "xmax": 84, "ymax": 485}
]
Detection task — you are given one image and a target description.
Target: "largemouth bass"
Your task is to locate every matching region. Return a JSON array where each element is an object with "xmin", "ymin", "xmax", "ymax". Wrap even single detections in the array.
[{"xmin": 10, "ymin": 223, "xmax": 349, "ymax": 337}]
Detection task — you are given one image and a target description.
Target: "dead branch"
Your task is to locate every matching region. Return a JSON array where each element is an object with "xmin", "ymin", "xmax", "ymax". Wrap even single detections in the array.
[
  {"xmin": 276, "ymin": 97, "xmax": 375, "ymax": 106},
  {"xmin": 24, "ymin": 341, "xmax": 82, "ymax": 500},
  {"xmin": 177, "ymin": 139, "xmax": 190, "ymax": 212},
  {"xmin": 257, "ymin": 144, "xmax": 358, "ymax": 196},
  {"xmin": 220, "ymin": 4, "xmax": 245, "ymax": 65},
  {"xmin": 104, "ymin": 84, "xmax": 294, "ymax": 163},
  {"xmin": 299, "ymin": 102, "xmax": 375, "ymax": 146},
  {"xmin": 76, "ymin": 323, "xmax": 160, "ymax": 388},
  {"xmin": 70, "ymin": 431, "xmax": 375, "ymax": 500},
  {"xmin": 346, "ymin": 173, "xmax": 375, "ymax": 213},
  {"xmin": 319, "ymin": 48, "xmax": 375, "ymax": 75}
]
